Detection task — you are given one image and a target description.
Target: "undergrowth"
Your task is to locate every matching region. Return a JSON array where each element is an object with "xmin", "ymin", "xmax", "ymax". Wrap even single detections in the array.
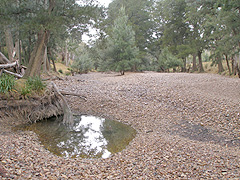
[
  {"xmin": 0, "ymin": 74, "xmax": 15, "ymax": 93},
  {"xmin": 0, "ymin": 74, "xmax": 46, "ymax": 98},
  {"xmin": 26, "ymin": 76, "xmax": 46, "ymax": 92}
]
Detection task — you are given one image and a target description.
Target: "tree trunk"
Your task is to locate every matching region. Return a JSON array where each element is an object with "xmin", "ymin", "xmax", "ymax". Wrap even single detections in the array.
[
  {"xmin": 4, "ymin": 26, "xmax": 14, "ymax": 62},
  {"xmin": 192, "ymin": 54, "xmax": 198, "ymax": 71},
  {"xmin": 61, "ymin": 50, "xmax": 65, "ymax": 62},
  {"xmin": 198, "ymin": 51, "xmax": 204, "ymax": 72},
  {"xmin": 43, "ymin": 46, "xmax": 50, "ymax": 71},
  {"xmin": 217, "ymin": 57, "xmax": 224, "ymax": 73},
  {"xmin": 24, "ymin": 30, "xmax": 50, "ymax": 77},
  {"xmin": 27, "ymin": 31, "xmax": 32, "ymax": 63},
  {"xmin": 181, "ymin": 58, "xmax": 186, "ymax": 72},
  {"xmin": 48, "ymin": 47, "xmax": 57, "ymax": 72},
  {"xmin": 225, "ymin": 54, "xmax": 231, "ymax": 75},
  {"xmin": 51, "ymin": 82, "xmax": 73, "ymax": 125},
  {"xmin": 237, "ymin": 66, "xmax": 240, "ymax": 78},
  {"xmin": 65, "ymin": 46, "xmax": 70, "ymax": 66},
  {"xmin": 120, "ymin": 71, "xmax": 124, "ymax": 75},
  {"xmin": 235, "ymin": 54, "xmax": 240, "ymax": 78},
  {"xmin": 232, "ymin": 57, "xmax": 236, "ymax": 75},
  {"xmin": 24, "ymin": 0, "xmax": 55, "ymax": 77},
  {"xmin": 15, "ymin": 38, "xmax": 21, "ymax": 64}
]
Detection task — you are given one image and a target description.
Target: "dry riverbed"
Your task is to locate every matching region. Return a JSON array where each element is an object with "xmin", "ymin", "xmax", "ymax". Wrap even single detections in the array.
[{"xmin": 0, "ymin": 72, "xmax": 240, "ymax": 179}]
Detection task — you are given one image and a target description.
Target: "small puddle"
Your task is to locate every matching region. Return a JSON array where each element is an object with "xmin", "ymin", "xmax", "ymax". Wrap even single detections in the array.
[{"xmin": 17, "ymin": 115, "xmax": 136, "ymax": 159}]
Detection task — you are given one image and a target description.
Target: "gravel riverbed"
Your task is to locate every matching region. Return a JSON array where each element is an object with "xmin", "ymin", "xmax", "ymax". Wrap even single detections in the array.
[{"xmin": 0, "ymin": 72, "xmax": 240, "ymax": 179}]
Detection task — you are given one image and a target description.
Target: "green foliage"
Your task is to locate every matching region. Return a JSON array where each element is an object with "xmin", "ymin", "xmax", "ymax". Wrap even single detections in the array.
[
  {"xmin": 26, "ymin": 76, "xmax": 46, "ymax": 92},
  {"xmin": 0, "ymin": 74, "xmax": 15, "ymax": 93},
  {"xmin": 157, "ymin": 48, "xmax": 183, "ymax": 72},
  {"xmin": 107, "ymin": 0, "xmax": 155, "ymax": 53},
  {"xmin": 65, "ymin": 72, "xmax": 71, "ymax": 76},
  {"xmin": 0, "ymin": 0, "xmax": 100, "ymax": 77},
  {"xmin": 103, "ymin": 7, "xmax": 139, "ymax": 74},
  {"xmin": 20, "ymin": 86, "xmax": 31, "ymax": 96},
  {"xmin": 202, "ymin": 51, "xmax": 210, "ymax": 62},
  {"xmin": 71, "ymin": 51, "xmax": 94, "ymax": 74},
  {"xmin": 58, "ymin": 69, "xmax": 63, "ymax": 74}
]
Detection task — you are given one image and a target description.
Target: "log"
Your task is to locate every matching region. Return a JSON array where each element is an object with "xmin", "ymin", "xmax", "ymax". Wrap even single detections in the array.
[
  {"xmin": 0, "ymin": 61, "xmax": 17, "ymax": 69},
  {"xmin": 2, "ymin": 69, "xmax": 23, "ymax": 78},
  {"xmin": 0, "ymin": 52, "xmax": 11, "ymax": 64},
  {"xmin": 42, "ymin": 76, "xmax": 64, "ymax": 81},
  {"xmin": 51, "ymin": 82, "xmax": 73, "ymax": 125},
  {"xmin": 60, "ymin": 90, "xmax": 87, "ymax": 101}
]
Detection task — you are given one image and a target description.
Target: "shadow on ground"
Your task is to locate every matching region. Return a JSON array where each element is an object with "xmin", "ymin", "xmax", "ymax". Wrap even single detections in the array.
[{"xmin": 171, "ymin": 120, "xmax": 240, "ymax": 148}]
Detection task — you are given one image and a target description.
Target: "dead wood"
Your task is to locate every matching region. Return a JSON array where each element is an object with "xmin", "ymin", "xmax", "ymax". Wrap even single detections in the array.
[
  {"xmin": 60, "ymin": 90, "xmax": 87, "ymax": 101},
  {"xmin": 51, "ymin": 82, "xmax": 73, "ymax": 125},
  {"xmin": 0, "ymin": 52, "xmax": 11, "ymax": 64},
  {"xmin": 43, "ymin": 76, "xmax": 64, "ymax": 81},
  {"xmin": 0, "ymin": 61, "xmax": 17, "ymax": 69},
  {"xmin": 2, "ymin": 69, "xmax": 23, "ymax": 78}
]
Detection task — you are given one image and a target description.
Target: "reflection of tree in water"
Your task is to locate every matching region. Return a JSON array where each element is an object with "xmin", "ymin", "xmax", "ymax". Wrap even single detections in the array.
[
  {"xmin": 24, "ymin": 115, "xmax": 136, "ymax": 158},
  {"xmin": 101, "ymin": 119, "xmax": 136, "ymax": 153}
]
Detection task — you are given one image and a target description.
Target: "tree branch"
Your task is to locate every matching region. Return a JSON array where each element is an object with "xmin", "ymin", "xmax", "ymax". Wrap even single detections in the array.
[
  {"xmin": 60, "ymin": 90, "xmax": 87, "ymax": 101},
  {"xmin": 2, "ymin": 69, "xmax": 23, "ymax": 78},
  {"xmin": 0, "ymin": 61, "xmax": 17, "ymax": 69},
  {"xmin": 0, "ymin": 52, "xmax": 11, "ymax": 64}
]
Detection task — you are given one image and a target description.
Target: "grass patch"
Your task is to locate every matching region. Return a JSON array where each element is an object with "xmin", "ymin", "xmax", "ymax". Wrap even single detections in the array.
[
  {"xmin": 0, "ymin": 74, "xmax": 46, "ymax": 99},
  {"xmin": 26, "ymin": 76, "xmax": 46, "ymax": 92},
  {"xmin": 0, "ymin": 74, "xmax": 15, "ymax": 93},
  {"xmin": 55, "ymin": 62, "xmax": 71, "ymax": 75}
]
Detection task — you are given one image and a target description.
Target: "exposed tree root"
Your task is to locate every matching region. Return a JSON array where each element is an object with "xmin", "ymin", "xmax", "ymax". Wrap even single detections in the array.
[
  {"xmin": 0, "ymin": 84, "xmax": 64, "ymax": 126},
  {"xmin": 51, "ymin": 82, "xmax": 73, "ymax": 125}
]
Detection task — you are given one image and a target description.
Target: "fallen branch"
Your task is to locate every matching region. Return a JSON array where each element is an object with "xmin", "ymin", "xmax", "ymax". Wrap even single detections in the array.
[
  {"xmin": 51, "ymin": 82, "xmax": 73, "ymax": 125},
  {"xmin": 60, "ymin": 90, "xmax": 87, "ymax": 101},
  {"xmin": 0, "ymin": 61, "xmax": 17, "ymax": 69},
  {"xmin": 42, "ymin": 76, "xmax": 64, "ymax": 81},
  {"xmin": 3, "ymin": 69, "xmax": 23, "ymax": 78},
  {"xmin": 0, "ymin": 52, "xmax": 11, "ymax": 64}
]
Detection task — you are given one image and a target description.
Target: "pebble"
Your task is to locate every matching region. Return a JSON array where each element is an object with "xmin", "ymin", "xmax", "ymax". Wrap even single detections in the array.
[{"xmin": 0, "ymin": 72, "xmax": 239, "ymax": 179}]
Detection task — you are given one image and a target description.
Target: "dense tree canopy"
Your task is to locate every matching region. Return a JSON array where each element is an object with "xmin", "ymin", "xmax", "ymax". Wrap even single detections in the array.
[
  {"xmin": 0, "ymin": 0, "xmax": 99, "ymax": 77},
  {"xmin": 103, "ymin": 7, "xmax": 139, "ymax": 75},
  {"xmin": 0, "ymin": 0, "xmax": 239, "ymax": 77}
]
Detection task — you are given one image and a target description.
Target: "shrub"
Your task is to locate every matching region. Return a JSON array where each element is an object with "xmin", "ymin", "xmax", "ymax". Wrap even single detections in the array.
[
  {"xmin": 65, "ymin": 72, "xmax": 71, "ymax": 76},
  {"xmin": 157, "ymin": 48, "xmax": 183, "ymax": 72},
  {"xmin": 71, "ymin": 52, "xmax": 93, "ymax": 74},
  {"xmin": 0, "ymin": 74, "xmax": 15, "ymax": 93},
  {"xmin": 58, "ymin": 69, "xmax": 63, "ymax": 74}
]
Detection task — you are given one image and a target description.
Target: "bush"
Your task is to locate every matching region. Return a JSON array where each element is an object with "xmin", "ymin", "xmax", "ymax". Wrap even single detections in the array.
[
  {"xmin": 0, "ymin": 74, "xmax": 15, "ymax": 93},
  {"xmin": 71, "ymin": 52, "xmax": 93, "ymax": 74},
  {"xmin": 157, "ymin": 48, "xmax": 183, "ymax": 72},
  {"xmin": 58, "ymin": 69, "xmax": 63, "ymax": 74}
]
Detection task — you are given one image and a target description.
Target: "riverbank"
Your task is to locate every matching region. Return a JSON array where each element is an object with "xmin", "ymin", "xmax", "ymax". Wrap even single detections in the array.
[{"xmin": 0, "ymin": 72, "xmax": 239, "ymax": 179}]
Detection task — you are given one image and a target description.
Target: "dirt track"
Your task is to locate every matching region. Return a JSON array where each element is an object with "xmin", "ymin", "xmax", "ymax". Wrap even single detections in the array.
[{"xmin": 0, "ymin": 72, "xmax": 240, "ymax": 179}]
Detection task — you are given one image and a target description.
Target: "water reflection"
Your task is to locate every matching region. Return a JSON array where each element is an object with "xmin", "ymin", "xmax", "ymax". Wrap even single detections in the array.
[{"xmin": 22, "ymin": 115, "xmax": 136, "ymax": 159}]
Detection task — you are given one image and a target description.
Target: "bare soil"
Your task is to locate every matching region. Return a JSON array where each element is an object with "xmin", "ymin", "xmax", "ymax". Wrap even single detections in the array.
[{"xmin": 0, "ymin": 72, "xmax": 239, "ymax": 179}]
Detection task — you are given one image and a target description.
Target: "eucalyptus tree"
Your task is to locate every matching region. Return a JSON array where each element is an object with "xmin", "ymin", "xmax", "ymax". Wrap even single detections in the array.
[
  {"xmin": 185, "ymin": 0, "xmax": 218, "ymax": 72},
  {"xmin": 0, "ymin": 0, "xmax": 21, "ymax": 62},
  {"xmin": 153, "ymin": 0, "xmax": 191, "ymax": 72},
  {"xmin": 71, "ymin": 44, "xmax": 94, "ymax": 74},
  {"xmin": 104, "ymin": 7, "xmax": 139, "ymax": 75},
  {"xmin": 108, "ymin": 0, "xmax": 154, "ymax": 51},
  {"xmin": 0, "ymin": 0, "xmax": 98, "ymax": 77},
  {"xmin": 103, "ymin": 0, "xmax": 155, "ymax": 70},
  {"xmin": 215, "ymin": 0, "xmax": 240, "ymax": 76}
]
